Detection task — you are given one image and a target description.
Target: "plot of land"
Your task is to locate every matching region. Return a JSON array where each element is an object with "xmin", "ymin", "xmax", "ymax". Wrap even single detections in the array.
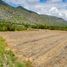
[{"xmin": 0, "ymin": 30, "xmax": 67, "ymax": 67}]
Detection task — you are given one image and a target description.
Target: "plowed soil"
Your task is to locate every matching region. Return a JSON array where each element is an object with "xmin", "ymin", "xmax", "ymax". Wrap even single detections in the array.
[{"xmin": 0, "ymin": 30, "xmax": 67, "ymax": 67}]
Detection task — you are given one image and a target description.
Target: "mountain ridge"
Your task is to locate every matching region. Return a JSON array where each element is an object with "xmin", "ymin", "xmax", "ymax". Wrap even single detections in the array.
[{"xmin": 0, "ymin": 0, "xmax": 67, "ymax": 31}]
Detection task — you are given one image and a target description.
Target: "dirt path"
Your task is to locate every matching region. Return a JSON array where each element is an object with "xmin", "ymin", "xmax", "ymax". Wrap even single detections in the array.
[{"xmin": 0, "ymin": 30, "xmax": 67, "ymax": 67}]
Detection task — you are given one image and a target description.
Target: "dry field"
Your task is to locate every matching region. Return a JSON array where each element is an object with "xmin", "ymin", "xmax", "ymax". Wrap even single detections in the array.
[{"xmin": 0, "ymin": 30, "xmax": 67, "ymax": 67}]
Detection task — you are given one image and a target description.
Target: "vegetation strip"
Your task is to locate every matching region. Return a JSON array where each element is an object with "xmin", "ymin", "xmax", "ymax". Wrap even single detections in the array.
[{"xmin": 0, "ymin": 20, "xmax": 67, "ymax": 31}]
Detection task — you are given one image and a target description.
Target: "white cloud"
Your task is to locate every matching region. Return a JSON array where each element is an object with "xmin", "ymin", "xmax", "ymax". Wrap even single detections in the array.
[{"xmin": 3, "ymin": 0, "xmax": 67, "ymax": 20}]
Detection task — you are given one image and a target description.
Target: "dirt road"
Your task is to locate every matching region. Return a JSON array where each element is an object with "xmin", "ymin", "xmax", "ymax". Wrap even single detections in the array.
[{"xmin": 0, "ymin": 30, "xmax": 67, "ymax": 67}]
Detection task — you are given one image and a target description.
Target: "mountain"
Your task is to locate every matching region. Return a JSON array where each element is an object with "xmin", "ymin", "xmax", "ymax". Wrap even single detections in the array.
[{"xmin": 0, "ymin": 0, "xmax": 67, "ymax": 31}]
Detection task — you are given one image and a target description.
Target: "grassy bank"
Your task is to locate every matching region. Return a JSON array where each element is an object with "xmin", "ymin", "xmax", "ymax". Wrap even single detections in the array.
[{"xmin": 0, "ymin": 37, "xmax": 33, "ymax": 67}]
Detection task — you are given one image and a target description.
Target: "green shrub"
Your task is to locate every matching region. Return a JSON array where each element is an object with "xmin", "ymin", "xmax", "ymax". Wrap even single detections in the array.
[
  {"xmin": 0, "ymin": 37, "xmax": 33, "ymax": 67},
  {"xmin": 0, "ymin": 20, "xmax": 67, "ymax": 31}
]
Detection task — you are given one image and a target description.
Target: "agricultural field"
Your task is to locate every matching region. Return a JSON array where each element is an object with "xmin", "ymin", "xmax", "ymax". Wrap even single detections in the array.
[
  {"xmin": 0, "ymin": 30, "xmax": 67, "ymax": 67},
  {"xmin": 0, "ymin": 37, "xmax": 28, "ymax": 67}
]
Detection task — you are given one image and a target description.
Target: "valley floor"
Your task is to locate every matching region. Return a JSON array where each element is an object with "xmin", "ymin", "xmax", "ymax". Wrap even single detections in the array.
[{"xmin": 0, "ymin": 30, "xmax": 67, "ymax": 67}]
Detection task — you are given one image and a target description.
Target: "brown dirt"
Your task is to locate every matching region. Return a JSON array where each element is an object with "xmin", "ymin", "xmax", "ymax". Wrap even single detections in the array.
[{"xmin": 0, "ymin": 30, "xmax": 67, "ymax": 67}]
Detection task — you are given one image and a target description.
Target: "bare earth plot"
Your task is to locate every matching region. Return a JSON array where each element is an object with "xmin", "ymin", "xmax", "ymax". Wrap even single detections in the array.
[{"xmin": 0, "ymin": 30, "xmax": 67, "ymax": 67}]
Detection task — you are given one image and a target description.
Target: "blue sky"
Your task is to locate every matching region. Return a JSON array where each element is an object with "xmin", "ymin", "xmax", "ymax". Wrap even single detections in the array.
[
  {"xmin": 40, "ymin": 0, "xmax": 47, "ymax": 3},
  {"xmin": 3, "ymin": 0, "xmax": 67, "ymax": 20}
]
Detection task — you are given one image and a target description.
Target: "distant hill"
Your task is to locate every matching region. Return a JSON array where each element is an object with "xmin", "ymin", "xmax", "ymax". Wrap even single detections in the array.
[{"xmin": 0, "ymin": 0, "xmax": 67, "ymax": 31}]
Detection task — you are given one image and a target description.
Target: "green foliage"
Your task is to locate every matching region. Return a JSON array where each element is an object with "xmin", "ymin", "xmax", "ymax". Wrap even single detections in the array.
[
  {"xmin": 0, "ymin": 20, "xmax": 67, "ymax": 31},
  {"xmin": 0, "ymin": 20, "xmax": 27, "ymax": 31},
  {"xmin": 0, "ymin": 37, "xmax": 5, "ymax": 56},
  {"xmin": 0, "ymin": 37, "xmax": 33, "ymax": 67}
]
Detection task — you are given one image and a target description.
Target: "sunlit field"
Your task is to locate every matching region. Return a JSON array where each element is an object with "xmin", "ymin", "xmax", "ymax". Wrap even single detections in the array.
[{"xmin": 0, "ymin": 30, "xmax": 67, "ymax": 67}]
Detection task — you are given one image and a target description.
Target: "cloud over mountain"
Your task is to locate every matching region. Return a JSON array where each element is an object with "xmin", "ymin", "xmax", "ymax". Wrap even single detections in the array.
[{"xmin": 3, "ymin": 0, "xmax": 67, "ymax": 20}]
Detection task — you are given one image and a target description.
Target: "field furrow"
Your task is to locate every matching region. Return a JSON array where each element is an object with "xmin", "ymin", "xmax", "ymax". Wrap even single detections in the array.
[{"xmin": 0, "ymin": 30, "xmax": 67, "ymax": 67}]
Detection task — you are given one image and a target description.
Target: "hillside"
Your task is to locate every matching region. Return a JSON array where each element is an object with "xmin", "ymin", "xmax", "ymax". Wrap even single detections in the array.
[{"xmin": 0, "ymin": 0, "xmax": 67, "ymax": 31}]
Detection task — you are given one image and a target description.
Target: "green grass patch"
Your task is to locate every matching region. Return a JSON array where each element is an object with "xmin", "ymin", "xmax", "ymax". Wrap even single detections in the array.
[{"xmin": 0, "ymin": 37, "xmax": 33, "ymax": 67}]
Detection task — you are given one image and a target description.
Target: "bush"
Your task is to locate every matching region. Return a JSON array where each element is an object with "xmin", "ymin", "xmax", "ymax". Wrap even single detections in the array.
[
  {"xmin": 0, "ymin": 37, "xmax": 33, "ymax": 67},
  {"xmin": 0, "ymin": 20, "xmax": 67, "ymax": 31}
]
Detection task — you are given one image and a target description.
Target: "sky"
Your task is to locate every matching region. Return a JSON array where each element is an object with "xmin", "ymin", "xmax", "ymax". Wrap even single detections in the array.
[{"xmin": 3, "ymin": 0, "xmax": 67, "ymax": 20}]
